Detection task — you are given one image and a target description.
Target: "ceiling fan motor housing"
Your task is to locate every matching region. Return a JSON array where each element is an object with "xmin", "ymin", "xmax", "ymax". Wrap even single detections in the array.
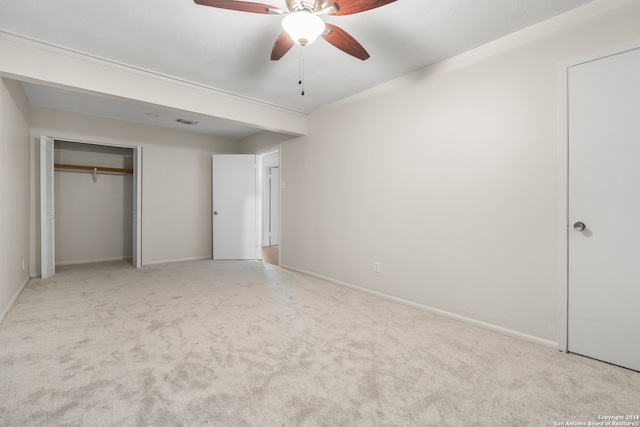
[{"xmin": 286, "ymin": 0, "xmax": 324, "ymax": 13}]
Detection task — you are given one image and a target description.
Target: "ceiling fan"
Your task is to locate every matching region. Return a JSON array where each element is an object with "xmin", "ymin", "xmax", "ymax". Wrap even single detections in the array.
[{"xmin": 193, "ymin": 0, "xmax": 397, "ymax": 61}]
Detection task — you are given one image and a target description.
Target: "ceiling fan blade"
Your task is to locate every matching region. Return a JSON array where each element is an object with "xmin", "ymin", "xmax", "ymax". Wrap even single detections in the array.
[
  {"xmin": 321, "ymin": 23, "xmax": 370, "ymax": 61},
  {"xmin": 271, "ymin": 32, "xmax": 295, "ymax": 60},
  {"xmin": 324, "ymin": 0, "xmax": 396, "ymax": 16},
  {"xmin": 194, "ymin": 0, "xmax": 282, "ymax": 14}
]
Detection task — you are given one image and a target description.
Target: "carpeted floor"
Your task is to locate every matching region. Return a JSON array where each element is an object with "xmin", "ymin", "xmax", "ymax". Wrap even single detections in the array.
[{"xmin": 0, "ymin": 260, "xmax": 638, "ymax": 426}]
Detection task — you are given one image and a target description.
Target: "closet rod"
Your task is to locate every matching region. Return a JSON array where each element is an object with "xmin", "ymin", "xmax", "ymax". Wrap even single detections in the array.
[{"xmin": 54, "ymin": 163, "xmax": 133, "ymax": 174}]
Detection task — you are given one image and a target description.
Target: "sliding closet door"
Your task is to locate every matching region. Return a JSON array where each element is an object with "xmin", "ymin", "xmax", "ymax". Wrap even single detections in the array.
[
  {"xmin": 40, "ymin": 136, "xmax": 55, "ymax": 279},
  {"xmin": 132, "ymin": 147, "xmax": 142, "ymax": 268}
]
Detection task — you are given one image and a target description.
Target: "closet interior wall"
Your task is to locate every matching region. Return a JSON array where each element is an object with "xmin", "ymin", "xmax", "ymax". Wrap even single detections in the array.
[{"xmin": 54, "ymin": 140, "xmax": 134, "ymax": 266}]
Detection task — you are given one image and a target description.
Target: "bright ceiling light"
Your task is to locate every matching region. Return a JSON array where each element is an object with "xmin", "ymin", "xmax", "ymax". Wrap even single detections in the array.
[{"xmin": 282, "ymin": 11, "xmax": 325, "ymax": 46}]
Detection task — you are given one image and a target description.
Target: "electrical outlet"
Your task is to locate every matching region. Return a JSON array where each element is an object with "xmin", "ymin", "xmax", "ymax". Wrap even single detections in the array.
[{"xmin": 373, "ymin": 261, "xmax": 381, "ymax": 273}]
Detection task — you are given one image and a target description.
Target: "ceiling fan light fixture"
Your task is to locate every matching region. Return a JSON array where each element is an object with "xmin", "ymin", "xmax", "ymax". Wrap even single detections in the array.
[{"xmin": 282, "ymin": 11, "xmax": 325, "ymax": 46}]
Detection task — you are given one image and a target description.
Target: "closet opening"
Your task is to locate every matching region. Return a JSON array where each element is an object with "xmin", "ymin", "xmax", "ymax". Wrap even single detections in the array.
[{"xmin": 40, "ymin": 137, "xmax": 142, "ymax": 277}]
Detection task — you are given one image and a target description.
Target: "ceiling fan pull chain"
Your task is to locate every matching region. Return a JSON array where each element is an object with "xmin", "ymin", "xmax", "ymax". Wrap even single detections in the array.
[{"xmin": 299, "ymin": 46, "xmax": 305, "ymax": 96}]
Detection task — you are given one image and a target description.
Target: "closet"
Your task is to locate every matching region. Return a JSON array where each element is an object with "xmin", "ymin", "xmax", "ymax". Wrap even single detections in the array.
[{"xmin": 53, "ymin": 140, "xmax": 134, "ymax": 266}]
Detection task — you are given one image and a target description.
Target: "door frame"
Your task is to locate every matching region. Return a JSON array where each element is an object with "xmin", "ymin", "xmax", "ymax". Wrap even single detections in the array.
[
  {"xmin": 256, "ymin": 147, "xmax": 281, "ymax": 264},
  {"xmin": 268, "ymin": 166, "xmax": 280, "ymax": 246},
  {"xmin": 557, "ymin": 39, "xmax": 640, "ymax": 352},
  {"xmin": 40, "ymin": 136, "xmax": 143, "ymax": 275}
]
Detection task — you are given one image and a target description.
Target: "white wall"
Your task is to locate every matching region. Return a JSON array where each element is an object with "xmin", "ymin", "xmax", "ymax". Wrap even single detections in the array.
[
  {"xmin": 29, "ymin": 107, "xmax": 241, "ymax": 273},
  {"xmin": 54, "ymin": 141, "xmax": 133, "ymax": 265},
  {"xmin": 0, "ymin": 78, "xmax": 30, "ymax": 322},
  {"xmin": 278, "ymin": 0, "xmax": 640, "ymax": 344}
]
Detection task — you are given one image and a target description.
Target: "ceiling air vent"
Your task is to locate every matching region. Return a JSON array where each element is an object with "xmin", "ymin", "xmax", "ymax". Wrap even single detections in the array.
[{"xmin": 176, "ymin": 118, "xmax": 198, "ymax": 126}]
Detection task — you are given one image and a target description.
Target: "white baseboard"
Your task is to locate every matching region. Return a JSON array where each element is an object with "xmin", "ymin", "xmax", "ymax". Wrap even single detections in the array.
[
  {"xmin": 281, "ymin": 265, "xmax": 558, "ymax": 350},
  {"xmin": 56, "ymin": 256, "xmax": 130, "ymax": 266},
  {"xmin": 0, "ymin": 275, "xmax": 30, "ymax": 325},
  {"xmin": 143, "ymin": 255, "xmax": 211, "ymax": 266}
]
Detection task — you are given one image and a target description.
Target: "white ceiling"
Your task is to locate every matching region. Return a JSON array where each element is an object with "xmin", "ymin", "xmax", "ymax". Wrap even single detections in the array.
[{"xmin": 0, "ymin": 0, "xmax": 594, "ymax": 139}]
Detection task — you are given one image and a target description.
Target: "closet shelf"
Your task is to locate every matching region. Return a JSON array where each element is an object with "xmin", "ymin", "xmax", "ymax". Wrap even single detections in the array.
[{"xmin": 54, "ymin": 163, "xmax": 133, "ymax": 174}]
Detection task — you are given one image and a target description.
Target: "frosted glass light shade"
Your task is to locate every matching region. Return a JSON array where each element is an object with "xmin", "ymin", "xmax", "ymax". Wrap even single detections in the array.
[{"xmin": 282, "ymin": 11, "xmax": 325, "ymax": 46}]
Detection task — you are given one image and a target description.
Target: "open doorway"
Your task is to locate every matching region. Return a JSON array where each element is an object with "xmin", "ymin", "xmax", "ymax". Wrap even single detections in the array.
[{"xmin": 258, "ymin": 149, "xmax": 280, "ymax": 266}]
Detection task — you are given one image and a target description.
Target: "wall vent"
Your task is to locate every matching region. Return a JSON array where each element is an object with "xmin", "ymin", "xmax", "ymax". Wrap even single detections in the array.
[{"xmin": 176, "ymin": 118, "xmax": 198, "ymax": 126}]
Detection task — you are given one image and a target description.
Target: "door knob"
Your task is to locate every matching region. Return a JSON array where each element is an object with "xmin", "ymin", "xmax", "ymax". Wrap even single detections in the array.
[{"xmin": 573, "ymin": 221, "xmax": 586, "ymax": 231}]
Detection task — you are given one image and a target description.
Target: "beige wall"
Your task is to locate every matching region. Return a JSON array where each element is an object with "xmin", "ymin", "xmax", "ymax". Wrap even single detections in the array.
[
  {"xmin": 277, "ymin": 0, "xmax": 640, "ymax": 344},
  {"xmin": 29, "ymin": 107, "xmax": 241, "ymax": 272},
  {"xmin": 0, "ymin": 78, "xmax": 30, "ymax": 322},
  {"xmin": 240, "ymin": 130, "xmax": 294, "ymax": 155}
]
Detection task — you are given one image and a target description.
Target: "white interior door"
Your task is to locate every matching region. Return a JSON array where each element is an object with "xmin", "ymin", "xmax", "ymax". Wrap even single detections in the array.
[
  {"xmin": 567, "ymin": 47, "xmax": 640, "ymax": 371},
  {"xmin": 269, "ymin": 167, "xmax": 280, "ymax": 246},
  {"xmin": 212, "ymin": 154, "xmax": 257, "ymax": 260},
  {"xmin": 132, "ymin": 147, "xmax": 142, "ymax": 268},
  {"xmin": 40, "ymin": 136, "xmax": 55, "ymax": 279}
]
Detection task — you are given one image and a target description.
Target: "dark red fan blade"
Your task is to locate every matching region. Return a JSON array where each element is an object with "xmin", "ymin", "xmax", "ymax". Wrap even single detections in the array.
[
  {"xmin": 194, "ymin": 0, "xmax": 281, "ymax": 14},
  {"xmin": 321, "ymin": 23, "xmax": 369, "ymax": 60},
  {"xmin": 271, "ymin": 32, "xmax": 295, "ymax": 60},
  {"xmin": 326, "ymin": 0, "xmax": 396, "ymax": 16}
]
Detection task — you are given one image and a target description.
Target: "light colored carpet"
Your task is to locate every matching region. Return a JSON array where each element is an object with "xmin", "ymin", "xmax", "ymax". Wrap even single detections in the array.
[{"xmin": 0, "ymin": 260, "xmax": 638, "ymax": 426}]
